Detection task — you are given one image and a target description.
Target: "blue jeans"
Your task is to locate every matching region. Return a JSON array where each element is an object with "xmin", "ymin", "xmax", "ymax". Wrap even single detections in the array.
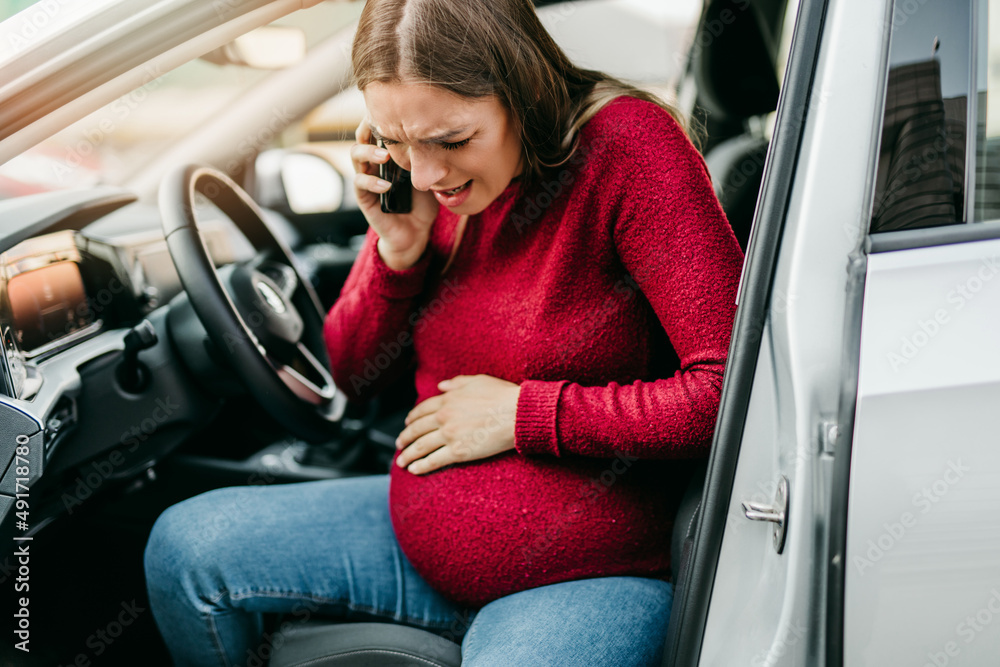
[{"xmin": 144, "ymin": 474, "xmax": 673, "ymax": 666}]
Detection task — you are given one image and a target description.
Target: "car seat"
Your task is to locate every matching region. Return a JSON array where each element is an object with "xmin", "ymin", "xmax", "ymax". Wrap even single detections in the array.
[
  {"xmin": 266, "ymin": 462, "xmax": 708, "ymax": 667},
  {"xmin": 685, "ymin": 0, "xmax": 782, "ymax": 251}
]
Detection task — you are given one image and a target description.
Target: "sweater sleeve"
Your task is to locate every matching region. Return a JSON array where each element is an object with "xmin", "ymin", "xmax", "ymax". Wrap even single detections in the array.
[
  {"xmin": 514, "ymin": 100, "xmax": 744, "ymax": 459},
  {"xmin": 323, "ymin": 226, "xmax": 432, "ymax": 402}
]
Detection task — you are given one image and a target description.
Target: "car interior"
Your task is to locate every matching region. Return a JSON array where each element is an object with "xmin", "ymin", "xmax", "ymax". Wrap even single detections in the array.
[{"xmin": 0, "ymin": 0, "xmax": 793, "ymax": 664}]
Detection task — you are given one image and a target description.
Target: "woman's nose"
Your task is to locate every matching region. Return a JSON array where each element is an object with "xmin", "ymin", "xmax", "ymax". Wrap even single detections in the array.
[{"xmin": 406, "ymin": 152, "xmax": 449, "ymax": 192}]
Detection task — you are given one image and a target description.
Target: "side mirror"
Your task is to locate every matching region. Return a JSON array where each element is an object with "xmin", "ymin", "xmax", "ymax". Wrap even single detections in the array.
[
  {"xmin": 254, "ymin": 149, "xmax": 347, "ymax": 215},
  {"xmin": 201, "ymin": 26, "xmax": 306, "ymax": 70}
]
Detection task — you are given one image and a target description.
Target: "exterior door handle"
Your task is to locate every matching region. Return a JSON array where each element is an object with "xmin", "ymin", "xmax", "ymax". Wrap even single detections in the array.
[{"xmin": 741, "ymin": 474, "xmax": 789, "ymax": 554}]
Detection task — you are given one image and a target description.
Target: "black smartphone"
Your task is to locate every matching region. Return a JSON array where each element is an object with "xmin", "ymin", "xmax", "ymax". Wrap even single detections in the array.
[{"xmin": 375, "ymin": 137, "xmax": 412, "ymax": 214}]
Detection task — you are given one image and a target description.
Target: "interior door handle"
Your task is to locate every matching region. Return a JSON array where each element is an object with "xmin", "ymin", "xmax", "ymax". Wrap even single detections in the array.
[{"xmin": 741, "ymin": 474, "xmax": 789, "ymax": 554}]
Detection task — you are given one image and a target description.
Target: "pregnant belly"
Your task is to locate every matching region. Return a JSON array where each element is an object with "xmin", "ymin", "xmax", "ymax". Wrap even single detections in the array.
[{"xmin": 388, "ymin": 448, "xmax": 682, "ymax": 607}]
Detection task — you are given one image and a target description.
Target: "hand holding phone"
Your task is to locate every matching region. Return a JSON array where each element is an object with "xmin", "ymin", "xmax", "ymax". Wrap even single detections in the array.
[
  {"xmin": 351, "ymin": 119, "xmax": 437, "ymax": 270},
  {"xmin": 374, "ymin": 137, "xmax": 412, "ymax": 214}
]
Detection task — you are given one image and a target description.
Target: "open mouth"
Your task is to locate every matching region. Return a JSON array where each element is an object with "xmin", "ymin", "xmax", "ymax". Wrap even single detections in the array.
[
  {"xmin": 432, "ymin": 179, "xmax": 474, "ymax": 208},
  {"xmin": 438, "ymin": 180, "xmax": 471, "ymax": 196}
]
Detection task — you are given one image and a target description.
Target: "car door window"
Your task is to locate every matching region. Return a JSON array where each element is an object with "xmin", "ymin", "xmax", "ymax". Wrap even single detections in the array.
[
  {"xmin": 870, "ymin": 0, "xmax": 975, "ymax": 233},
  {"xmin": 975, "ymin": 0, "xmax": 1000, "ymax": 220},
  {"xmin": 870, "ymin": 0, "xmax": 1000, "ymax": 234}
]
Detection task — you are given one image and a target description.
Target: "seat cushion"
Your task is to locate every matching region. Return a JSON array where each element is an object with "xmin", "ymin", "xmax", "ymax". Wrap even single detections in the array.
[{"xmin": 268, "ymin": 621, "xmax": 462, "ymax": 667}]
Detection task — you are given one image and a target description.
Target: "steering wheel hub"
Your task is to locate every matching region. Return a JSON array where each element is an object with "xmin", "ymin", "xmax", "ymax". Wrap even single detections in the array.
[{"xmin": 159, "ymin": 164, "xmax": 345, "ymax": 442}]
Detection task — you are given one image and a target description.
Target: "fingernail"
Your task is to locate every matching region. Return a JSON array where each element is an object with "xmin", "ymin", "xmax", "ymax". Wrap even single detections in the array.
[
  {"xmin": 374, "ymin": 148, "xmax": 388, "ymax": 160},
  {"xmin": 374, "ymin": 179, "xmax": 392, "ymax": 192}
]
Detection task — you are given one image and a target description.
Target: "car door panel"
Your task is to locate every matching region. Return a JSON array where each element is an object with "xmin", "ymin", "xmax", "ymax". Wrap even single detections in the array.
[{"xmin": 844, "ymin": 236, "xmax": 1000, "ymax": 665}]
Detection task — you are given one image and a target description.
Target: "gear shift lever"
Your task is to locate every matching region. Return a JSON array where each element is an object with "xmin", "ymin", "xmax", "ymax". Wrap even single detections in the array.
[{"xmin": 117, "ymin": 320, "xmax": 158, "ymax": 393}]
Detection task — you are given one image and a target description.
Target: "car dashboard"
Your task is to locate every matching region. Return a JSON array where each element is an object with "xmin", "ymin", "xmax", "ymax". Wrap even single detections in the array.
[
  {"xmin": 1, "ymin": 230, "xmax": 138, "ymax": 400},
  {"xmin": 0, "ymin": 187, "xmax": 257, "ymax": 549}
]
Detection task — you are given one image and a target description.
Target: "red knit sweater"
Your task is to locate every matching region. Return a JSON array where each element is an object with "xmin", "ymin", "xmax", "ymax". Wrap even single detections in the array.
[{"xmin": 324, "ymin": 97, "xmax": 743, "ymax": 607}]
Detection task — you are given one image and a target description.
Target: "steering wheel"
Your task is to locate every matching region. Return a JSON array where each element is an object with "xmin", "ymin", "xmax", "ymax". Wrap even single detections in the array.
[{"xmin": 159, "ymin": 164, "xmax": 345, "ymax": 442}]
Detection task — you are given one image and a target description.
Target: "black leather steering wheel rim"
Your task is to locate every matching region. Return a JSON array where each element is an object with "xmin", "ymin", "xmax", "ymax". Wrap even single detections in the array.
[{"xmin": 159, "ymin": 163, "xmax": 345, "ymax": 442}]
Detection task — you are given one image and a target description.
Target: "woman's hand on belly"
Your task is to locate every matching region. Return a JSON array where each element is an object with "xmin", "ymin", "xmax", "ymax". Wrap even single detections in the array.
[{"xmin": 394, "ymin": 374, "xmax": 521, "ymax": 475}]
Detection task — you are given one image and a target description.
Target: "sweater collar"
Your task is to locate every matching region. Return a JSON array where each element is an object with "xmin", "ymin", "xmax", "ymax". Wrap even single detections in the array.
[{"xmin": 486, "ymin": 179, "xmax": 522, "ymax": 211}]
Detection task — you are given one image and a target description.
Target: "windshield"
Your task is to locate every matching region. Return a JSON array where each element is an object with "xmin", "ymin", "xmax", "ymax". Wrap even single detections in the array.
[
  {"xmin": 0, "ymin": 1, "xmax": 45, "ymax": 21},
  {"xmin": 0, "ymin": 0, "xmax": 363, "ymax": 197},
  {"xmin": 0, "ymin": 0, "xmax": 700, "ymax": 198}
]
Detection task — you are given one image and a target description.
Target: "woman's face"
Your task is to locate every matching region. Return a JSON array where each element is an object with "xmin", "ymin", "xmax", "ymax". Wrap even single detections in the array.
[{"xmin": 362, "ymin": 81, "xmax": 524, "ymax": 215}]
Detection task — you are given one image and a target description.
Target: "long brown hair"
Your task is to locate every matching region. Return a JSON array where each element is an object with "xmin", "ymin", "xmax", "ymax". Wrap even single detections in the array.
[{"xmin": 352, "ymin": 0, "xmax": 700, "ymax": 184}]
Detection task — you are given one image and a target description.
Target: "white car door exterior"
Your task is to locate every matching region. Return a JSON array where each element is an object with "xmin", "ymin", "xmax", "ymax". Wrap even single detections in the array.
[{"xmin": 843, "ymin": 0, "xmax": 1000, "ymax": 664}]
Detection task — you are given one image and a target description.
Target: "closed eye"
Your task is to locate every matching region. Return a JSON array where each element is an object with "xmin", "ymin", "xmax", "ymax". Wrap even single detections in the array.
[
  {"xmin": 442, "ymin": 138, "xmax": 470, "ymax": 151},
  {"xmin": 369, "ymin": 127, "xmax": 399, "ymax": 146},
  {"xmin": 370, "ymin": 126, "xmax": 470, "ymax": 150}
]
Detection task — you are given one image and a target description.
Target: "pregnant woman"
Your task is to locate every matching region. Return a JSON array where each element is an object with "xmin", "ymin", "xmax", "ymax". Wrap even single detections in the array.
[{"xmin": 144, "ymin": 0, "xmax": 744, "ymax": 664}]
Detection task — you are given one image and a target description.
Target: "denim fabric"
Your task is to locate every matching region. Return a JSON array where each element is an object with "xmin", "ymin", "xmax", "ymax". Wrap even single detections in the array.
[{"xmin": 144, "ymin": 474, "xmax": 672, "ymax": 666}]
